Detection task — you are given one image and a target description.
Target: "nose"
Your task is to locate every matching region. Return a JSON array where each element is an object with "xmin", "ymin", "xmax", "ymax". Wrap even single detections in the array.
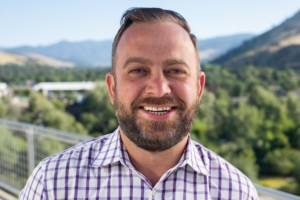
[{"xmin": 144, "ymin": 70, "xmax": 171, "ymax": 97}]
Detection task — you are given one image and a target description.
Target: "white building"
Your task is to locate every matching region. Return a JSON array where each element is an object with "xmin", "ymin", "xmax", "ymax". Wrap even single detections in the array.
[
  {"xmin": 32, "ymin": 82, "xmax": 96, "ymax": 96},
  {"xmin": 0, "ymin": 83, "xmax": 9, "ymax": 98}
]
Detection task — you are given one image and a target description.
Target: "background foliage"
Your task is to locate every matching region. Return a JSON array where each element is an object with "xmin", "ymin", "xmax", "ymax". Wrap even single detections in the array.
[{"xmin": 1, "ymin": 64, "xmax": 300, "ymax": 194}]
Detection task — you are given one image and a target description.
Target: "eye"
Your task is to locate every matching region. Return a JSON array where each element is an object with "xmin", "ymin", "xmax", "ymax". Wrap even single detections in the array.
[
  {"xmin": 169, "ymin": 69, "xmax": 186, "ymax": 74},
  {"xmin": 129, "ymin": 68, "xmax": 146, "ymax": 74},
  {"xmin": 165, "ymin": 68, "xmax": 187, "ymax": 77},
  {"xmin": 127, "ymin": 67, "xmax": 148, "ymax": 79}
]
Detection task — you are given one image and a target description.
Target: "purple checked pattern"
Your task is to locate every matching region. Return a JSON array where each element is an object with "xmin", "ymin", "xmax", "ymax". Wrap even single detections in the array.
[{"xmin": 20, "ymin": 128, "xmax": 258, "ymax": 200}]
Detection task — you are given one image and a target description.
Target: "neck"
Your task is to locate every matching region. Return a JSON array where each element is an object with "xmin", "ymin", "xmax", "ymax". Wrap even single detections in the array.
[{"xmin": 120, "ymin": 130, "xmax": 188, "ymax": 186}]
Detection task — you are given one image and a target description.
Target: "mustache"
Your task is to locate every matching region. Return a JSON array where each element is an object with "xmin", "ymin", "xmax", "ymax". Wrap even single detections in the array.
[{"xmin": 132, "ymin": 96, "xmax": 185, "ymax": 109}]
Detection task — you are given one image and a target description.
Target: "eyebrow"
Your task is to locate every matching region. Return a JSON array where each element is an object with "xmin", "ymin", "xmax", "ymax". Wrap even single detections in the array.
[
  {"xmin": 123, "ymin": 57, "xmax": 153, "ymax": 69},
  {"xmin": 162, "ymin": 59, "xmax": 189, "ymax": 67},
  {"xmin": 122, "ymin": 57, "xmax": 189, "ymax": 69}
]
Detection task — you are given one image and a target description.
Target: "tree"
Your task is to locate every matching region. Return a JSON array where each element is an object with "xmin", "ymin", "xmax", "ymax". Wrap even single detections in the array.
[
  {"xmin": 0, "ymin": 100, "xmax": 6, "ymax": 118},
  {"xmin": 217, "ymin": 141, "xmax": 258, "ymax": 180},
  {"xmin": 222, "ymin": 102, "xmax": 262, "ymax": 142},
  {"xmin": 21, "ymin": 92, "xmax": 88, "ymax": 135},
  {"xmin": 276, "ymin": 69, "xmax": 298, "ymax": 91},
  {"xmin": 0, "ymin": 127, "xmax": 27, "ymax": 187},
  {"xmin": 248, "ymin": 85, "xmax": 291, "ymax": 150},
  {"xmin": 193, "ymin": 91, "xmax": 216, "ymax": 141},
  {"xmin": 292, "ymin": 150, "xmax": 300, "ymax": 192},
  {"xmin": 285, "ymin": 93, "xmax": 300, "ymax": 149},
  {"xmin": 263, "ymin": 149, "xmax": 294, "ymax": 176},
  {"xmin": 78, "ymin": 83, "xmax": 117, "ymax": 136}
]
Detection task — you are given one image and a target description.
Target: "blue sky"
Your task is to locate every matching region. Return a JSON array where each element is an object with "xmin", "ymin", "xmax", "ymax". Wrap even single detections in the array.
[{"xmin": 1, "ymin": 1, "xmax": 300, "ymax": 47}]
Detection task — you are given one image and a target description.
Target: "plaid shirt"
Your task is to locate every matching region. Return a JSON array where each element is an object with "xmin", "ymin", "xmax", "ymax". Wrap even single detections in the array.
[{"xmin": 20, "ymin": 128, "xmax": 258, "ymax": 200}]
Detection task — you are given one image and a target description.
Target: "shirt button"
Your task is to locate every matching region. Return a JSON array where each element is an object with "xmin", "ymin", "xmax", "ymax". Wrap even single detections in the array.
[{"xmin": 152, "ymin": 189, "xmax": 156, "ymax": 197}]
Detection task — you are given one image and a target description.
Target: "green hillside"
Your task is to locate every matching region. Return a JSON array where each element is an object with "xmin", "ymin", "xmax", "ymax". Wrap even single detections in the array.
[{"xmin": 213, "ymin": 9, "xmax": 300, "ymax": 69}]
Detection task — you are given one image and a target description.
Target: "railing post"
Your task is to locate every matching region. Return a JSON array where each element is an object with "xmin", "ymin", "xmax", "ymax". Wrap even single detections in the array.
[{"xmin": 26, "ymin": 126, "xmax": 35, "ymax": 176}]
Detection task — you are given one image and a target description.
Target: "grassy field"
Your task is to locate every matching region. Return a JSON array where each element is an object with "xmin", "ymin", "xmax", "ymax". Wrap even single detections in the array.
[{"xmin": 258, "ymin": 177, "xmax": 300, "ymax": 195}]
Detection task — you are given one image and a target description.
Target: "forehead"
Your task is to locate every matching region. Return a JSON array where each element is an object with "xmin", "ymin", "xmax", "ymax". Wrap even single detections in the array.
[
  {"xmin": 124, "ymin": 21, "xmax": 189, "ymax": 38},
  {"xmin": 115, "ymin": 22, "xmax": 197, "ymax": 68},
  {"xmin": 119, "ymin": 22, "xmax": 192, "ymax": 48}
]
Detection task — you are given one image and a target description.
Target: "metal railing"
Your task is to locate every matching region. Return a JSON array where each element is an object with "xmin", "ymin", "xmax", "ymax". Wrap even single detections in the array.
[
  {"xmin": 255, "ymin": 184, "xmax": 300, "ymax": 200},
  {"xmin": 0, "ymin": 119, "xmax": 91, "ymax": 196},
  {"xmin": 0, "ymin": 119, "xmax": 299, "ymax": 199}
]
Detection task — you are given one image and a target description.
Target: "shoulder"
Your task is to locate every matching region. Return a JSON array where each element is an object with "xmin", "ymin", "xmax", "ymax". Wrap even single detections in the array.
[
  {"xmin": 19, "ymin": 132, "xmax": 114, "ymax": 199},
  {"xmin": 192, "ymin": 140, "xmax": 258, "ymax": 199},
  {"xmin": 40, "ymin": 133, "xmax": 111, "ymax": 169}
]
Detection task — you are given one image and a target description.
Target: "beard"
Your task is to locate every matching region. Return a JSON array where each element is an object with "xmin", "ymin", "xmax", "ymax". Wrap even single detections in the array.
[{"xmin": 114, "ymin": 93, "xmax": 200, "ymax": 152}]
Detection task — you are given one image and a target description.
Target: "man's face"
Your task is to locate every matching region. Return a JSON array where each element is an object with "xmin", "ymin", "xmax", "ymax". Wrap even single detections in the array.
[{"xmin": 106, "ymin": 22, "xmax": 205, "ymax": 151}]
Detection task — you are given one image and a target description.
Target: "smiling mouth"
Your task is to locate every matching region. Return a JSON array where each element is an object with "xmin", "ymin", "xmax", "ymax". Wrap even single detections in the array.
[{"xmin": 143, "ymin": 106, "xmax": 173, "ymax": 115}]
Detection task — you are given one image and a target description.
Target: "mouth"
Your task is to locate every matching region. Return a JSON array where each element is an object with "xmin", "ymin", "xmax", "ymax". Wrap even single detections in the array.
[{"xmin": 142, "ymin": 106, "xmax": 174, "ymax": 115}]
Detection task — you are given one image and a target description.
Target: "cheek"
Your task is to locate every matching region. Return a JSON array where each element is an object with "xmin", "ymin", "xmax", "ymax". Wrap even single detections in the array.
[
  {"xmin": 116, "ymin": 81, "xmax": 142, "ymax": 102},
  {"xmin": 173, "ymin": 83, "xmax": 199, "ymax": 102}
]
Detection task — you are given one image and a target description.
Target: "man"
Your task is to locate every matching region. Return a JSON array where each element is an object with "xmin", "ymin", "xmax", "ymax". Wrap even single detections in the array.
[{"xmin": 20, "ymin": 8, "xmax": 258, "ymax": 199}]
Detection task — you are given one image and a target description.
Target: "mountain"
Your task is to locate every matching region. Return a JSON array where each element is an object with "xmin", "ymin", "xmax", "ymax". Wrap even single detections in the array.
[
  {"xmin": 0, "ymin": 51, "xmax": 74, "ymax": 68},
  {"xmin": 3, "ymin": 34, "xmax": 254, "ymax": 68},
  {"xmin": 198, "ymin": 34, "xmax": 254, "ymax": 63},
  {"xmin": 212, "ymin": 9, "xmax": 300, "ymax": 69},
  {"xmin": 4, "ymin": 40, "xmax": 112, "ymax": 67}
]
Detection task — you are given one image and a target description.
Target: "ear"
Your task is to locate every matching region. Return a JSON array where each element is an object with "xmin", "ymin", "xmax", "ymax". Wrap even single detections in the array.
[
  {"xmin": 197, "ymin": 71, "xmax": 206, "ymax": 100},
  {"xmin": 105, "ymin": 72, "xmax": 116, "ymax": 105}
]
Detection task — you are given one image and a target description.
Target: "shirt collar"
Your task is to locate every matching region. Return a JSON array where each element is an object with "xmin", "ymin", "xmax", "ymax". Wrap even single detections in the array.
[
  {"xmin": 91, "ymin": 129, "xmax": 209, "ymax": 176},
  {"xmin": 177, "ymin": 135, "xmax": 209, "ymax": 176},
  {"xmin": 90, "ymin": 128, "xmax": 122, "ymax": 167}
]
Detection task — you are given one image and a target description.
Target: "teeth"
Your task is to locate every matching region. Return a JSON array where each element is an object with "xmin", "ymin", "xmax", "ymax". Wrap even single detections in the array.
[
  {"xmin": 144, "ymin": 106, "xmax": 171, "ymax": 114},
  {"xmin": 147, "ymin": 111, "xmax": 168, "ymax": 115}
]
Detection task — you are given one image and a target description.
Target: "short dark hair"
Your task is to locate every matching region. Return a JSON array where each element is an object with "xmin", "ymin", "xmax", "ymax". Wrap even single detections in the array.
[{"xmin": 111, "ymin": 7, "xmax": 200, "ymax": 73}]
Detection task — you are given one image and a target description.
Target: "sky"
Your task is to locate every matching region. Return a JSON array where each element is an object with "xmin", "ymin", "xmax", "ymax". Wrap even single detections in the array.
[{"xmin": 1, "ymin": 1, "xmax": 300, "ymax": 48}]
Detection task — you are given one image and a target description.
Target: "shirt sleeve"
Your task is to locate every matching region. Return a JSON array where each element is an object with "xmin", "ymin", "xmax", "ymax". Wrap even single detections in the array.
[
  {"xmin": 19, "ymin": 164, "xmax": 46, "ymax": 200},
  {"xmin": 250, "ymin": 188, "xmax": 259, "ymax": 200}
]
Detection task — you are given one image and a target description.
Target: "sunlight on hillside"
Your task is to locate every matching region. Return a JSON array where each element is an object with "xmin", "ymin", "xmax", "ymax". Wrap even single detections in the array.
[
  {"xmin": 240, "ymin": 33, "xmax": 300, "ymax": 59},
  {"xmin": 0, "ymin": 52, "xmax": 27, "ymax": 65},
  {"xmin": 258, "ymin": 177, "xmax": 299, "ymax": 195},
  {"xmin": 27, "ymin": 53, "xmax": 74, "ymax": 68},
  {"xmin": 275, "ymin": 34, "xmax": 300, "ymax": 49}
]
